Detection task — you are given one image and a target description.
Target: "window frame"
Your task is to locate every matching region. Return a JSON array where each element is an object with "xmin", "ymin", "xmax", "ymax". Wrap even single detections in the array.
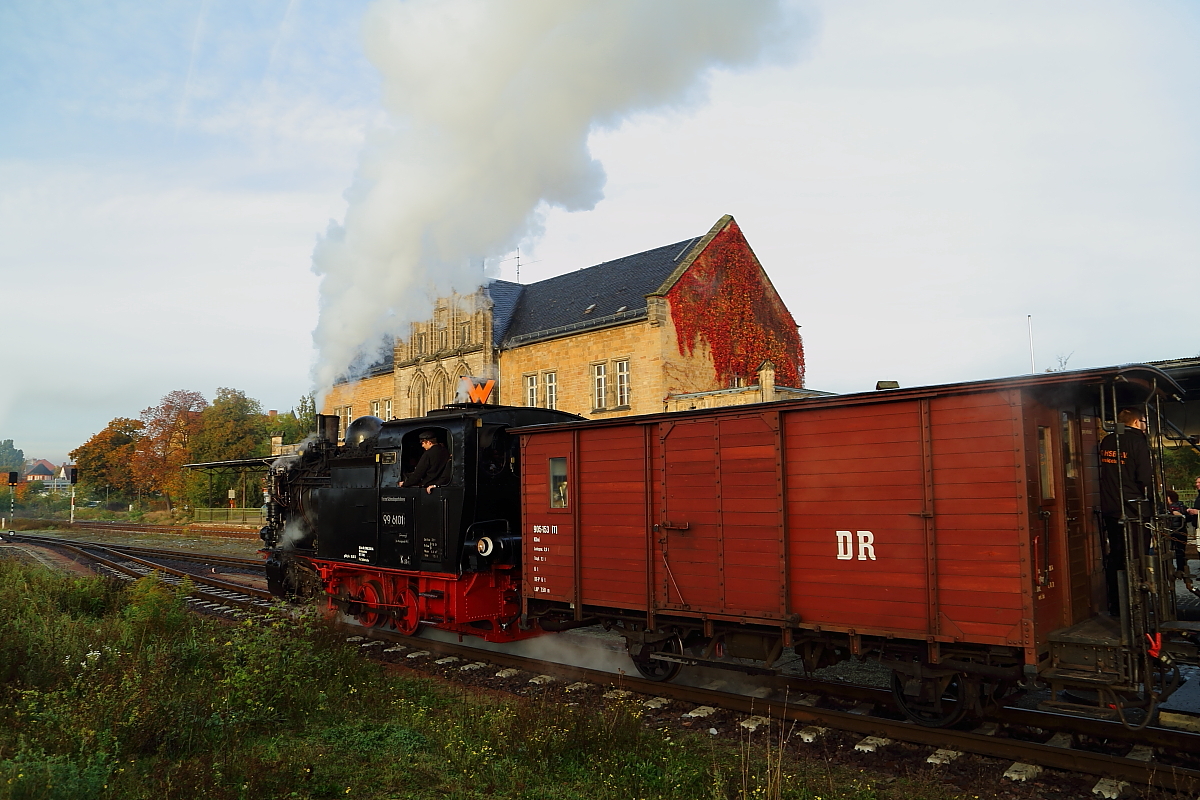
[
  {"xmin": 549, "ymin": 456, "xmax": 569, "ymax": 509},
  {"xmin": 524, "ymin": 374, "xmax": 538, "ymax": 407},
  {"xmin": 544, "ymin": 372, "xmax": 557, "ymax": 411},
  {"xmin": 592, "ymin": 362, "xmax": 607, "ymax": 411},
  {"xmin": 615, "ymin": 359, "xmax": 630, "ymax": 407}
]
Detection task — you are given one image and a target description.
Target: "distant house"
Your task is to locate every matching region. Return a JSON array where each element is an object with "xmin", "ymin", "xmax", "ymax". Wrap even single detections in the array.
[
  {"xmin": 24, "ymin": 460, "xmax": 55, "ymax": 482},
  {"xmin": 44, "ymin": 464, "xmax": 76, "ymax": 492}
]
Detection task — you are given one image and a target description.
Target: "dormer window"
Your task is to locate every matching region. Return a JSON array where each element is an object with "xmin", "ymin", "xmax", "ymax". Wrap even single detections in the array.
[{"xmin": 584, "ymin": 304, "xmax": 596, "ymax": 314}]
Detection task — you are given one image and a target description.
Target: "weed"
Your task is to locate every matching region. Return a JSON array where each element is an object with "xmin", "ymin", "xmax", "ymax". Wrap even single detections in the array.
[{"xmin": 0, "ymin": 559, "xmax": 970, "ymax": 800}]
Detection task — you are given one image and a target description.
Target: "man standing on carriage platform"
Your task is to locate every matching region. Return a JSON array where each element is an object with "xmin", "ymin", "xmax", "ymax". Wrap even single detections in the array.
[{"xmin": 1098, "ymin": 407, "xmax": 1154, "ymax": 617}]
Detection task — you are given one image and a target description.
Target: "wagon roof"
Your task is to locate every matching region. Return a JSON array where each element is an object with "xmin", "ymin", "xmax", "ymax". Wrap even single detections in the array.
[{"xmin": 513, "ymin": 363, "xmax": 1184, "ymax": 433}]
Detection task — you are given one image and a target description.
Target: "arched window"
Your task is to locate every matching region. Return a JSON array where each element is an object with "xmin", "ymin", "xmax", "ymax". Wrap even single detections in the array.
[
  {"xmin": 410, "ymin": 374, "xmax": 428, "ymax": 418},
  {"xmin": 454, "ymin": 363, "xmax": 471, "ymax": 400},
  {"xmin": 431, "ymin": 371, "xmax": 450, "ymax": 409}
]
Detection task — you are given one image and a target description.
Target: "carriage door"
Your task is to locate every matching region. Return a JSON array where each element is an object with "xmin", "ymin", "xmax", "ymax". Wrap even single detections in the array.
[
  {"xmin": 658, "ymin": 419, "xmax": 723, "ymax": 613},
  {"xmin": 657, "ymin": 414, "xmax": 784, "ymax": 616},
  {"xmin": 1025, "ymin": 400, "xmax": 1069, "ymax": 633}
]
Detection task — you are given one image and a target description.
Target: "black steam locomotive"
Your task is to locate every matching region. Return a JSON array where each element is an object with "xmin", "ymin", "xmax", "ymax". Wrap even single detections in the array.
[{"xmin": 260, "ymin": 404, "xmax": 580, "ymax": 641}]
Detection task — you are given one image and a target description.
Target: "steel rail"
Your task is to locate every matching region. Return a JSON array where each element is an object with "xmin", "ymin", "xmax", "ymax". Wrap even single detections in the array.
[
  {"xmin": 71, "ymin": 521, "xmax": 258, "ymax": 539},
  {"xmin": 336, "ymin": 621, "xmax": 1200, "ymax": 793},
  {"xmin": 27, "ymin": 540, "xmax": 274, "ymax": 614},
  {"xmin": 11, "ymin": 535, "xmax": 272, "ymax": 600},
  {"xmin": 11, "ymin": 533, "xmax": 265, "ymax": 571}
]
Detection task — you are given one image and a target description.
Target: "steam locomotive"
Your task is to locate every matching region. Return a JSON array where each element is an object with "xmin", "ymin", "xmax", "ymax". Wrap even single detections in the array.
[
  {"xmin": 260, "ymin": 404, "xmax": 581, "ymax": 641},
  {"xmin": 253, "ymin": 364, "xmax": 1198, "ymax": 728}
]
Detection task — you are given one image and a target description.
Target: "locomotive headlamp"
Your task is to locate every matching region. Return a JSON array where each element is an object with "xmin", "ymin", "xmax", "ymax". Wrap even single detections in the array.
[{"xmin": 476, "ymin": 537, "xmax": 495, "ymax": 557}]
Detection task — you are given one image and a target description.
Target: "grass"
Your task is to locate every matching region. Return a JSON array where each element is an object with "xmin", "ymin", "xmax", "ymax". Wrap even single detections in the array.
[{"xmin": 0, "ymin": 559, "xmax": 968, "ymax": 800}]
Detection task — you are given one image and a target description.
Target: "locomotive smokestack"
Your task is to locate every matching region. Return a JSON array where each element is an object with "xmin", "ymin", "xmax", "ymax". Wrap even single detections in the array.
[{"xmin": 309, "ymin": 0, "xmax": 805, "ymax": 402}]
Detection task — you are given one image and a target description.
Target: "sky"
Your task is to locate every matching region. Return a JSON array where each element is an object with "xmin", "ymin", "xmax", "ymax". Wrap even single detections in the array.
[{"xmin": 2, "ymin": 1, "xmax": 1199, "ymax": 463}]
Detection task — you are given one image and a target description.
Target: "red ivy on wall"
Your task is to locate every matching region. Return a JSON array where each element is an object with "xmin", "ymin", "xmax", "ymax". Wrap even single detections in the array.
[{"xmin": 667, "ymin": 221, "xmax": 804, "ymax": 387}]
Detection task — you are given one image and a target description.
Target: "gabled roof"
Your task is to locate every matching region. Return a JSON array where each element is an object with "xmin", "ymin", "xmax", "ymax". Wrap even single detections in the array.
[
  {"xmin": 26, "ymin": 462, "xmax": 54, "ymax": 477},
  {"xmin": 497, "ymin": 235, "xmax": 705, "ymax": 347}
]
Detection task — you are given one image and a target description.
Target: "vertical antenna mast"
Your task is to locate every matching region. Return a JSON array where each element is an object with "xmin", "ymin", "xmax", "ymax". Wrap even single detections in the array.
[{"xmin": 1027, "ymin": 314, "xmax": 1036, "ymax": 374}]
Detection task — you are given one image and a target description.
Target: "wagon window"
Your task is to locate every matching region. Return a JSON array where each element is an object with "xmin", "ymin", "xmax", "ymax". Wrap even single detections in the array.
[
  {"xmin": 1060, "ymin": 412, "xmax": 1079, "ymax": 481},
  {"xmin": 549, "ymin": 457, "xmax": 568, "ymax": 508},
  {"xmin": 1037, "ymin": 426, "xmax": 1055, "ymax": 500}
]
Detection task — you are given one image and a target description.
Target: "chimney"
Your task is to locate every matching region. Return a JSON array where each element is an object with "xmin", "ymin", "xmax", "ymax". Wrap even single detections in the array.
[{"xmin": 757, "ymin": 360, "xmax": 776, "ymax": 403}]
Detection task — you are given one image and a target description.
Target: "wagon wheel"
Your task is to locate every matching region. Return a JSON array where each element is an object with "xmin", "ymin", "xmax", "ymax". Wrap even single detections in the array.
[
  {"xmin": 890, "ymin": 670, "xmax": 967, "ymax": 727},
  {"xmin": 354, "ymin": 581, "xmax": 386, "ymax": 629},
  {"xmin": 632, "ymin": 634, "xmax": 684, "ymax": 682},
  {"xmin": 393, "ymin": 586, "xmax": 421, "ymax": 636}
]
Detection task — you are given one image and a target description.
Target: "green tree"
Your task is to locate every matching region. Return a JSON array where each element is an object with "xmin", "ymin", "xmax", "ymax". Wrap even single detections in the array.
[
  {"xmin": 69, "ymin": 418, "xmax": 142, "ymax": 500},
  {"xmin": 0, "ymin": 439, "xmax": 23, "ymax": 472},
  {"xmin": 1164, "ymin": 443, "xmax": 1200, "ymax": 493},
  {"xmin": 270, "ymin": 393, "xmax": 316, "ymax": 446},
  {"xmin": 185, "ymin": 388, "xmax": 270, "ymax": 510},
  {"xmin": 190, "ymin": 388, "xmax": 269, "ymax": 463}
]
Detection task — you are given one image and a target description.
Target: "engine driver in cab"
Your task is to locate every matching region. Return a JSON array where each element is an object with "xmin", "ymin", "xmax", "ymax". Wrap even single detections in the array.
[{"xmin": 399, "ymin": 430, "xmax": 451, "ymax": 493}]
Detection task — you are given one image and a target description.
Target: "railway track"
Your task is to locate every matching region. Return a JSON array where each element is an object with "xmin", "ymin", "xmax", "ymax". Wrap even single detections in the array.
[
  {"xmin": 69, "ymin": 520, "xmax": 260, "ymax": 538},
  {"xmin": 5, "ymin": 532, "xmax": 1200, "ymax": 796},
  {"xmin": 326, "ymin": 621, "xmax": 1200, "ymax": 796},
  {"xmin": 6, "ymin": 532, "xmax": 266, "ymax": 572},
  {"xmin": 3, "ymin": 533, "xmax": 272, "ymax": 616}
]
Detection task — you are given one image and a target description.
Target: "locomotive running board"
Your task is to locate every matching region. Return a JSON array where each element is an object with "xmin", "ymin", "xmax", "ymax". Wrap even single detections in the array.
[{"xmin": 648, "ymin": 652, "xmax": 779, "ymax": 677}]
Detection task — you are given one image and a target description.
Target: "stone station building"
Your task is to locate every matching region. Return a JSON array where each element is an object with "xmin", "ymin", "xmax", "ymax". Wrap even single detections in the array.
[{"xmin": 322, "ymin": 215, "xmax": 817, "ymax": 434}]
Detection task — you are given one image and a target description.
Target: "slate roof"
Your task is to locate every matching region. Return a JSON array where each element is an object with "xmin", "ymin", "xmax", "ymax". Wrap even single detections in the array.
[
  {"xmin": 496, "ymin": 236, "xmax": 702, "ymax": 347},
  {"xmin": 485, "ymin": 280, "xmax": 524, "ymax": 348}
]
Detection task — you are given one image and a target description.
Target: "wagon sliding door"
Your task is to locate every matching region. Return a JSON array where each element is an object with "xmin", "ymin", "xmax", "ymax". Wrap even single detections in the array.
[{"xmin": 657, "ymin": 414, "xmax": 786, "ymax": 618}]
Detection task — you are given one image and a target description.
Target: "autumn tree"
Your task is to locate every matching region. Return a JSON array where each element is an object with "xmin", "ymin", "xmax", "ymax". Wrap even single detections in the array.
[
  {"xmin": 131, "ymin": 390, "xmax": 207, "ymax": 509},
  {"xmin": 70, "ymin": 418, "xmax": 143, "ymax": 499}
]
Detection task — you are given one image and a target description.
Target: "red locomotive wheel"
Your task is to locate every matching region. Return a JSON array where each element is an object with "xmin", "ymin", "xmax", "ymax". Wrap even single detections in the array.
[
  {"xmin": 355, "ymin": 581, "xmax": 386, "ymax": 629},
  {"xmin": 394, "ymin": 587, "xmax": 421, "ymax": 636}
]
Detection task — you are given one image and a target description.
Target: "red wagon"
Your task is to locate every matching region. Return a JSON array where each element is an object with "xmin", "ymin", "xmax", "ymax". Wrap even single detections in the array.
[{"xmin": 520, "ymin": 365, "xmax": 1192, "ymax": 726}]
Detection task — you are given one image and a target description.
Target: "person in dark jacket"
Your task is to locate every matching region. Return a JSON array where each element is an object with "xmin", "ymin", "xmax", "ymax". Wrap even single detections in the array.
[
  {"xmin": 1165, "ymin": 489, "xmax": 1189, "ymax": 577},
  {"xmin": 399, "ymin": 431, "xmax": 451, "ymax": 493},
  {"xmin": 1098, "ymin": 407, "xmax": 1154, "ymax": 615},
  {"xmin": 1187, "ymin": 475, "xmax": 1200, "ymax": 531}
]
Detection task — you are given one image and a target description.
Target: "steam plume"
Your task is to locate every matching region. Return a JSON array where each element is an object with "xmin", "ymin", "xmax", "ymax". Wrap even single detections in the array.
[{"xmin": 311, "ymin": 0, "xmax": 798, "ymax": 399}]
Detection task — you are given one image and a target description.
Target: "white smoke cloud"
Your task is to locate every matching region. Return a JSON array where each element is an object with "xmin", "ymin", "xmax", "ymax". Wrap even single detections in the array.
[{"xmin": 310, "ymin": 0, "xmax": 801, "ymax": 399}]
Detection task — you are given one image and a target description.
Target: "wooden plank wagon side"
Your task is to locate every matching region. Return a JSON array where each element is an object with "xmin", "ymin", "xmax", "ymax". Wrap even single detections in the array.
[{"xmin": 520, "ymin": 365, "xmax": 1188, "ymax": 726}]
